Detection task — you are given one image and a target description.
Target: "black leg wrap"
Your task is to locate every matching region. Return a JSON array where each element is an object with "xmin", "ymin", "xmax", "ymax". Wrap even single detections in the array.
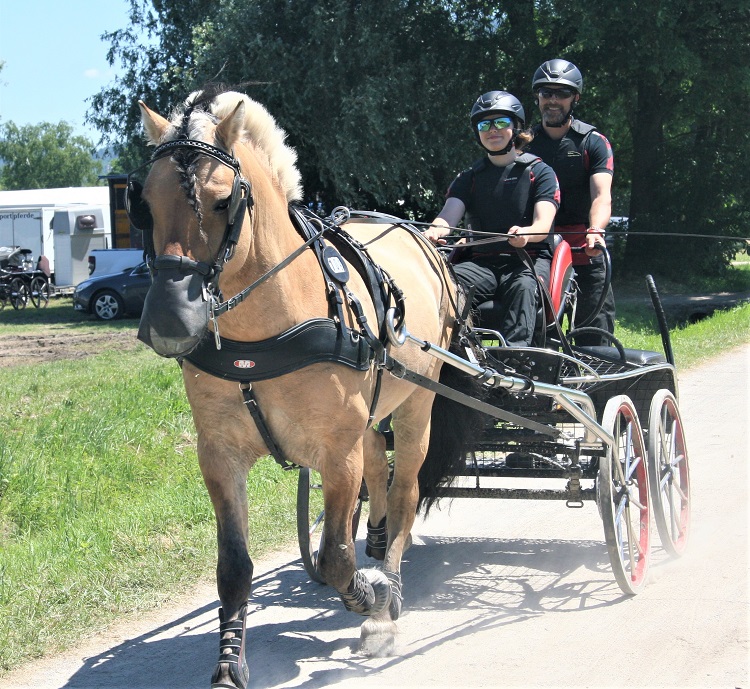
[
  {"xmin": 341, "ymin": 570, "xmax": 376, "ymax": 614},
  {"xmin": 211, "ymin": 604, "xmax": 250, "ymax": 689},
  {"xmin": 385, "ymin": 570, "xmax": 403, "ymax": 620},
  {"xmin": 365, "ymin": 515, "xmax": 388, "ymax": 560},
  {"xmin": 340, "ymin": 569, "xmax": 391, "ymax": 616}
]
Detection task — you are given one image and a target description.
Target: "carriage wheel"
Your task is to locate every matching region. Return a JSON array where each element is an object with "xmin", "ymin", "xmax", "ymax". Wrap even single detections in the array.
[
  {"xmin": 9, "ymin": 278, "xmax": 29, "ymax": 310},
  {"xmin": 29, "ymin": 276, "xmax": 50, "ymax": 308},
  {"xmin": 647, "ymin": 390, "xmax": 690, "ymax": 556},
  {"xmin": 296, "ymin": 467, "xmax": 365, "ymax": 584},
  {"xmin": 597, "ymin": 395, "xmax": 651, "ymax": 595}
]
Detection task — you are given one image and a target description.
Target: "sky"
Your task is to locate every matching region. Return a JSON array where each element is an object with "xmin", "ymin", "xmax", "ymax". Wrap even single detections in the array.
[{"xmin": 0, "ymin": 0, "xmax": 132, "ymax": 144}]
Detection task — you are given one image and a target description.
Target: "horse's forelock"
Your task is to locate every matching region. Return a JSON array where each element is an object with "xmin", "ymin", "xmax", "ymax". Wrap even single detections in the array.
[
  {"xmin": 163, "ymin": 89, "xmax": 303, "ymax": 204},
  {"xmin": 209, "ymin": 91, "xmax": 303, "ymax": 203}
]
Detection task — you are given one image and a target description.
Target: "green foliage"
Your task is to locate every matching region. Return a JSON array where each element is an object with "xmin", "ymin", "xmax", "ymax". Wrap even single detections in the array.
[
  {"xmin": 615, "ymin": 301, "xmax": 750, "ymax": 369},
  {"xmin": 0, "ymin": 121, "xmax": 103, "ymax": 190},
  {"xmin": 88, "ymin": 0, "xmax": 749, "ymax": 273}
]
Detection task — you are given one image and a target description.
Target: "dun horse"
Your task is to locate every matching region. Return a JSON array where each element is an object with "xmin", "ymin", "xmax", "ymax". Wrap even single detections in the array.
[{"xmin": 129, "ymin": 86, "xmax": 479, "ymax": 688}]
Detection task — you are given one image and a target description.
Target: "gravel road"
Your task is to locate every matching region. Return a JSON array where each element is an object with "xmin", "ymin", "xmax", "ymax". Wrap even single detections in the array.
[{"xmin": 2, "ymin": 345, "xmax": 747, "ymax": 689}]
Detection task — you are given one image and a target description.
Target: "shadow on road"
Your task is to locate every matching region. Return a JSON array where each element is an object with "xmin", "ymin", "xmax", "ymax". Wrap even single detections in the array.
[{"xmin": 58, "ymin": 535, "xmax": 628, "ymax": 689}]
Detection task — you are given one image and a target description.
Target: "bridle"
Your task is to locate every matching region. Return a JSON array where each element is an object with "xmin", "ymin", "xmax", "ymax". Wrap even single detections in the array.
[
  {"xmin": 125, "ymin": 137, "xmax": 328, "ymax": 347},
  {"xmin": 126, "ymin": 137, "xmax": 253, "ymax": 274}
]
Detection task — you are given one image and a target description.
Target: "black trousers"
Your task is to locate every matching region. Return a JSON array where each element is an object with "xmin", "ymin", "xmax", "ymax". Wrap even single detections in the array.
[
  {"xmin": 453, "ymin": 257, "xmax": 551, "ymax": 347},
  {"xmin": 573, "ymin": 255, "xmax": 616, "ymax": 346}
]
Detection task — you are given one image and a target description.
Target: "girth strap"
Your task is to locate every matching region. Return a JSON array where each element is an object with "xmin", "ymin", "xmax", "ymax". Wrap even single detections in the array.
[{"xmin": 240, "ymin": 384, "xmax": 296, "ymax": 470}]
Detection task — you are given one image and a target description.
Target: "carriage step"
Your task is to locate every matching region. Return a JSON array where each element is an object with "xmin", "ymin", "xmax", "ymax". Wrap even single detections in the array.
[{"xmin": 428, "ymin": 486, "xmax": 596, "ymax": 501}]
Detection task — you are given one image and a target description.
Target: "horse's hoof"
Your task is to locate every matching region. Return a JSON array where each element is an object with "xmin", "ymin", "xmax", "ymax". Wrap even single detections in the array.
[{"xmin": 359, "ymin": 617, "xmax": 398, "ymax": 657}]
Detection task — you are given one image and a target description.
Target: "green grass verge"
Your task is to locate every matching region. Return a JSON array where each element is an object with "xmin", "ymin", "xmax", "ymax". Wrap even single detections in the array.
[
  {"xmin": 614, "ymin": 300, "xmax": 750, "ymax": 369},
  {"xmin": 0, "ymin": 336, "xmax": 300, "ymax": 673},
  {"xmin": 1, "ymin": 290, "xmax": 749, "ymax": 675}
]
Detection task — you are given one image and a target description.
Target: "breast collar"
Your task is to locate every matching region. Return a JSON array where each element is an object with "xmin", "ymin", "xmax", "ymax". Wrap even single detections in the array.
[{"xmin": 183, "ymin": 204, "xmax": 400, "ymax": 383}]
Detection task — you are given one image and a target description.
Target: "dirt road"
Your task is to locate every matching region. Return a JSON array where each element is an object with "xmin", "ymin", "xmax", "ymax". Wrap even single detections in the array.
[{"xmin": 3, "ymin": 345, "xmax": 748, "ymax": 689}]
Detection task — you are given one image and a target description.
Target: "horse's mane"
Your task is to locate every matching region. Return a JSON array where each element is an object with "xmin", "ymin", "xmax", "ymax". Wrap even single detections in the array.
[{"xmin": 166, "ymin": 87, "xmax": 303, "ymax": 203}]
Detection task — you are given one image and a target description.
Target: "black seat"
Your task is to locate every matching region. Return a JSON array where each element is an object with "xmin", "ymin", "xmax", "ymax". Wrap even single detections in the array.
[{"xmin": 574, "ymin": 346, "xmax": 666, "ymax": 366}]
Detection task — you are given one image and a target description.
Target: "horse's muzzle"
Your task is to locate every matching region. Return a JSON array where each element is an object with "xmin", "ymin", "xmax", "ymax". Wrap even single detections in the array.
[{"xmin": 137, "ymin": 260, "xmax": 211, "ymax": 358}]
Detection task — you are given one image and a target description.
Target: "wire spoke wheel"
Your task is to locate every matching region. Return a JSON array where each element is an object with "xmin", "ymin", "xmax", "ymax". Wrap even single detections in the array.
[
  {"xmin": 647, "ymin": 390, "xmax": 690, "ymax": 556},
  {"xmin": 598, "ymin": 395, "xmax": 651, "ymax": 595},
  {"xmin": 9, "ymin": 278, "xmax": 29, "ymax": 310},
  {"xmin": 296, "ymin": 467, "xmax": 364, "ymax": 584},
  {"xmin": 29, "ymin": 276, "xmax": 50, "ymax": 308}
]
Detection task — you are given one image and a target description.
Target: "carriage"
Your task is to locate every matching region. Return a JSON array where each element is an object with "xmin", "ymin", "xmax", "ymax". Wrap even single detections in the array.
[
  {"xmin": 129, "ymin": 88, "xmax": 690, "ymax": 687},
  {"xmin": 0, "ymin": 246, "xmax": 51, "ymax": 310},
  {"xmin": 297, "ymin": 210, "xmax": 690, "ymax": 598}
]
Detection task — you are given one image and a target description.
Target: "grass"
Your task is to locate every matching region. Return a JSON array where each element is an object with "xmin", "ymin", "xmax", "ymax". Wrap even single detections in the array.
[
  {"xmin": 1, "ymin": 278, "xmax": 749, "ymax": 675},
  {"xmin": 0, "ymin": 306, "xmax": 301, "ymax": 673},
  {"xmin": 614, "ymin": 300, "xmax": 750, "ymax": 368}
]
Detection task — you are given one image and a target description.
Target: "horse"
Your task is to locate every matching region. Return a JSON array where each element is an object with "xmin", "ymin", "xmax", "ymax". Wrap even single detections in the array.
[{"xmin": 129, "ymin": 86, "xmax": 480, "ymax": 688}]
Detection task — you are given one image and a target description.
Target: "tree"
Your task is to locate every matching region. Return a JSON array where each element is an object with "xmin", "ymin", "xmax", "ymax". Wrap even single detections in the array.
[
  {"xmin": 91, "ymin": 0, "xmax": 749, "ymax": 276},
  {"xmin": 0, "ymin": 122, "xmax": 103, "ymax": 190},
  {"xmin": 554, "ymin": 0, "xmax": 750, "ymax": 276}
]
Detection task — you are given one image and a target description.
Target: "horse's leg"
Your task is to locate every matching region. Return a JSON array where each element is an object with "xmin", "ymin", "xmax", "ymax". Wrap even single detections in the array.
[
  {"xmin": 199, "ymin": 443, "xmax": 253, "ymax": 689},
  {"xmin": 316, "ymin": 438, "xmax": 391, "ymax": 617},
  {"xmin": 359, "ymin": 391, "xmax": 435, "ymax": 657},
  {"xmin": 362, "ymin": 427, "xmax": 389, "ymax": 560}
]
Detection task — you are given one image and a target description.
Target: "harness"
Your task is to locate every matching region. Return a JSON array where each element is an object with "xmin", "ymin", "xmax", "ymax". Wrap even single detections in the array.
[
  {"xmin": 126, "ymin": 138, "xmax": 410, "ymax": 469},
  {"xmin": 183, "ymin": 204, "xmax": 400, "ymax": 385}
]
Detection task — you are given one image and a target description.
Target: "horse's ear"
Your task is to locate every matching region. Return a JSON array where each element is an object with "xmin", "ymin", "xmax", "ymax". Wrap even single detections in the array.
[
  {"xmin": 215, "ymin": 101, "xmax": 246, "ymax": 150},
  {"xmin": 138, "ymin": 101, "xmax": 170, "ymax": 145}
]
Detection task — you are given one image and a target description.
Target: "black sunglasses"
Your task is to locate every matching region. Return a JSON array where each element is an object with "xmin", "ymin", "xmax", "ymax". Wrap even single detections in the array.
[
  {"xmin": 476, "ymin": 116, "xmax": 513, "ymax": 132},
  {"xmin": 537, "ymin": 87, "xmax": 576, "ymax": 99}
]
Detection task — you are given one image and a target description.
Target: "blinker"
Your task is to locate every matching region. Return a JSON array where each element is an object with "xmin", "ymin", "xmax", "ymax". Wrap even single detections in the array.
[{"xmin": 125, "ymin": 179, "xmax": 153, "ymax": 231}]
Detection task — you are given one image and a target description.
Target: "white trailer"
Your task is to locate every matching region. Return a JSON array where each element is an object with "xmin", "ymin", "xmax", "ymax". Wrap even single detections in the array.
[{"xmin": 0, "ymin": 187, "xmax": 111, "ymax": 285}]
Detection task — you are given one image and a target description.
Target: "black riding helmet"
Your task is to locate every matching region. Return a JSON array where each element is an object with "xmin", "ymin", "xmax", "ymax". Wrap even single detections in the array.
[
  {"xmin": 532, "ymin": 59, "xmax": 583, "ymax": 94},
  {"xmin": 470, "ymin": 91, "xmax": 525, "ymax": 156}
]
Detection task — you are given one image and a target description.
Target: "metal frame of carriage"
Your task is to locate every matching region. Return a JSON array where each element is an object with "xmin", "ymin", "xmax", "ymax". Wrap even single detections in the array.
[
  {"xmin": 297, "ymin": 216, "xmax": 690, "ymax": 597},
  {"xmin": 0, "ymin": 246, "xmax": 52, "ymax": 310}
]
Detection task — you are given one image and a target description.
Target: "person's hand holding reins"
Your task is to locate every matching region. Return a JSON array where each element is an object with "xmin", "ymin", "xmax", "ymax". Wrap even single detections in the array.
[
  {"xmin": 507, "ymin": 225, "xmax": 529, "ymax": 248},
  {"xmin": 423, "ymin": 226, "xmax": 449, "ymax": 246},
  {"xmin": 585, "ymin": 227, "xmax": 606, "ymax": 256}
]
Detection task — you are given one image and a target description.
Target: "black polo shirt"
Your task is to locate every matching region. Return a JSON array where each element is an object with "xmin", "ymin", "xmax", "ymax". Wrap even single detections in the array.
[{"xmin": 527, "ymin": 119, "xmax": 613, "ymax": 226}]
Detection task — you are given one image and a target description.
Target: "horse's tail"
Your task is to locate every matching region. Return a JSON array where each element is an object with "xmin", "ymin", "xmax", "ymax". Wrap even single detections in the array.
[{"xmin": 417, "ymin": 334, "xmax": 490, "ymax": 515}]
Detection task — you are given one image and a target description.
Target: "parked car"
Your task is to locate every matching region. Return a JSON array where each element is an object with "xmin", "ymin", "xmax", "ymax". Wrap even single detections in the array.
[
  {"xmin": 73, "ymin": 263, "xmax": 151, "ymax": 320},
  {"xmin": 87, "ymin": 248, "xmax": 143, "ymax": 277}
]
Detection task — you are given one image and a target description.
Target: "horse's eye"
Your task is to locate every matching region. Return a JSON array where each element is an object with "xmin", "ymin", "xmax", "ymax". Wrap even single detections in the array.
[{"xmin": 214, "ymin": 197, "xmax": 231, "ymax": 212}]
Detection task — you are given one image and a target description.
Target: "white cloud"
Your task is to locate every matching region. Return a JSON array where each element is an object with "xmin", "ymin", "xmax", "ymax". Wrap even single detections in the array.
[{"xmin": 84, "ymin": 68, "xmax": 101, "ymax": 79}]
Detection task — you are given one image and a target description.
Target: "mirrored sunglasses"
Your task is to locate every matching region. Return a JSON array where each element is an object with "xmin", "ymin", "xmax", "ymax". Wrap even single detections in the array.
[
  {"xmin": 476, "ymin": 116, "xmax": 513, "ymax": 132},
  {"xmin": 537, "ymin": 87, "xmax": 576, "ymax": 99}
]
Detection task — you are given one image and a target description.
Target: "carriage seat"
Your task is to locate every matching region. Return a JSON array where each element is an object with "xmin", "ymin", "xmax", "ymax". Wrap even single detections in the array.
[
  {"xmin": 573, "ymin": 346, "xmax": 667, "ymax": 366},
  {"xmin": 474, "ymin": 234, "xmax": 574, "ymax": 334}
]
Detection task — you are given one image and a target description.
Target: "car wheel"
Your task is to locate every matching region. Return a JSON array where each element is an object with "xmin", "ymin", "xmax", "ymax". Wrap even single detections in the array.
[{"xmin": 92, "ymin": 289, "xmax": 125, "ymax": 320}]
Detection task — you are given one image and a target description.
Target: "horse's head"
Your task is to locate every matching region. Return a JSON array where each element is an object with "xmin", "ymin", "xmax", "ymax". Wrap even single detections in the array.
[{"xmin": 131, "ymin": 88, "xmax": 302, "ymax": 358}]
